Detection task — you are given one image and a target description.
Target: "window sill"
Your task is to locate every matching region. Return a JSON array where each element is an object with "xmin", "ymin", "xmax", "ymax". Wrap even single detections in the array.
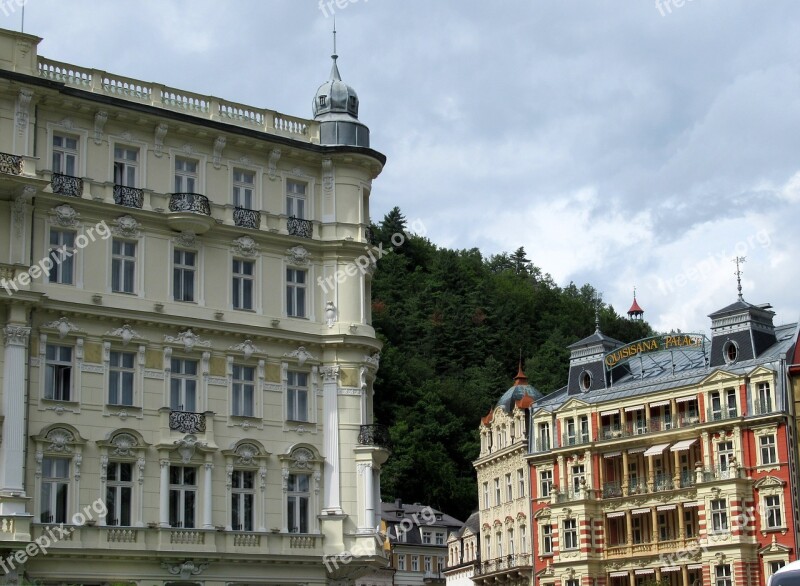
[
  {"xmin": 41, "ymin": 398, "xmax": 79, "ymax": 405},
  {"xmin": 106, "ymin": 403, "xmax": 141, "ymax": 409},
  {"xmin": 233, "ymin": 307, "xmax": 257, "ymax": 313}
]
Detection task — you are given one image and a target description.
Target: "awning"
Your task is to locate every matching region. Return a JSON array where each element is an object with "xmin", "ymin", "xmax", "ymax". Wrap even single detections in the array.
[
  {"xmin": 607, "ymin": 511, "xmax": 626, "ymax": 518},
  {"xmin": 670, "ymin": 438, "xmax": 697, "ymax": 452},
  {"xmin": 635, "ymin": 569, "xmax": 655, "ymax": 575},
  {"xmin": 600, "ymin": 409, "xmax": 619, "ymax": 417},
  {"xmin": 632, "ymin": 508, "xmax": 650, "ymax": 515},
  {"xmin": 676, "ymin": 395, "xmax": 697, "ymax": 403},
  {"xmin": 628, "ymin": 447, "xmax": 647, "ymax": 454},
  {"xmin": 683, "ymin": 501, "xmax": 700, "ymax": 508},
  {"xmin": 649, "ymin": 400, "xmax": 670, "ymax": 408},
  {"xmin": 657, "ymin": 504, "xmax": 677, "ymax": 511},
  {"xmin": 687, "ymin": 563, "xmax": 703, "ymax": 570},
  {"xmin": 609, "ymin": 571, "xmax": 629, "ymax": 578},
  {"xmin": 624, "ymin": 405, "xmax": 644, "ymax": 412},
  {"xmin": 662, "ymin": 566, "xmax": 680, "ymax": 573},
  {"xmin": 643, "ymin": 443, "xmax": 670, "ymax": 456},
  {"xmin": 603, "ymin": 451, "xmax": 622, "ymax": 458}
]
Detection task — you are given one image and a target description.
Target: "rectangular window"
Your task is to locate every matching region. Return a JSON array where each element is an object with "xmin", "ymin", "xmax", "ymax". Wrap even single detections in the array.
[
  {"xmin": 286, "ymin": 268, "xmax": 307, "ymax": 318},
  {"xmin": 484, "ymin": 535, "xmax": 491, "ymax": 560},
  {"xmin": 231, "ymin": 470, "xmax": 254, "ymax": 531},
  {"xmin": 233, "ymin": 169, "xmax": 255, "ymax": 208},
  {"xmin": 494, "ymin": 477, "xmax": 501, "ymax": 505},
  {"xmin": 232, "ymin": 364, "xmax": 255, "ymax": 417},
  {"xmin": 111, "ymin": 239, "xmax": 137, "ymax": 294},
  {"xmin": 422, "ymin": 530, "xmax": 432, "ymax": 544},
  {"xmin": 717, "ymin": 441, "xmax": 734, "ymax": 476},
  {"xmin": 48, "ymin": 229, "xmax": 75, "ymax": 285},
  {"xmin": 506, "ymin": 473, "xmax": 513, "ymax": 501},
  {"xmin": 286, "ymin": 180, "xmax": 307, "ymax": 219},
  {"xmin": 232, "ymin": 259, "xmax": 254, "ymax": 310},
  {"xmin": 571, "ymin": 465, "xmax": 585, "ymax": 494},
  {"xmin": 538, "ymin": 422, "xmax": 550, "ymax": 451},
  {"xmin": 758, "ymin": 382, "xmax": 773, "ymax": 414},
  {"xmin": 40, "ymin": 457, "xmax": 69, "ymax": 523},
  {"xmin": 715, "ymin": 564, "xmax": 732, "ymax": 586},
  {"xmin": 287, "ymin": 473, "xmax": 309, "ymax": 533},
  {"xmin": 765, "ymin": 495, "xmax": 783, "ymax": 528},
  {"xmin": 168, "ymin": 465, "xmax": 196, "ymax": 528},
  {"xmin": 52, "ymin": 134, "xmax": 78, "ymax": 175},
  {"xmin": 106, "ymin": 462, "xmax": 132, "ymax": 526},
  {"xmin": 45, "ymin": 344, "xmax": 72, "ymax": 401},
  {"xmin": 108, "ymin": 350, "xmax": 135, "ymax": 406},
  {"xmin": 542, "ymin": 523, "xmax": 552, "ymax": 554},
  {"xmin": 435, "ymin": 532, "xmax": 445, "ymax": 545},
  {"xmin": 562, "ymin": 518, "xmax": 577, "ymax": 549},
  {"xmin": 711, "ymin": 499, "xmax": 728, "ymax": 533},
  {"xmin": 760, "ymin": 434, "xmax": 778, "ymax": 465},
  {"xmin": 710, "ymin": 391, "xmax": 722, "ymax": 420},
  {"xmin": 725, "ymin": 388, "xmax": 737, "ymax": 417},
  {"xmin": 114, "ymin": 146, "xmax": 138, "ymax": 187},
  {"xmin": 540, "ymin": 470, "xmax": 553, "ymax": 498},
  {"xmin": 770, "ymin": 561, "xmax": 786, "ymax": 575},
  {"xmin": 482, "ymin": 482, "xmax": 489, "ymax": 508},
  {"xmin": 496, "ymin": 532, "xmax": 503, "ymax": 557},
  {"xmin": 518, "ymin": 469, "xmax": 525, "ymax": 497},
  {"xmin": 397, "ymin": 554, "xmax": 406, "ymax": 571},
  {"xmin": 287, "ymin": 371, "xmax": 308, "ymax": 422},
  {"xmin": 565, "ymin": 417, "xmax": 576, "ymax": 445},
  {"xmin": 174, "ymin": 157, "xmax": 198, "ymax": 192},
  {"xmin": 580, "ymin": 415, "xmax": 590, "ymax": 442},
  {"xmin": 170, "ymin": 358, "xmax": 198, "ymax": 412},
  {"xmin": 173, "ymin": 249, "xmax": 196, "ymax": 302},
  {"xmin": 424, "ymin": 556, "xmax": 432, "ymax": 573},
  {"xmin": 411, "ymin": 555, "xmax": 419, "ymax": 572}
]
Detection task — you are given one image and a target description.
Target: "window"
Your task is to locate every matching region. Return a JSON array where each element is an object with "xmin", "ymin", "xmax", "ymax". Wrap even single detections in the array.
[
  {"xmin": 45, "ymin": 344, "xmax": 72, "ymax": 401},
  {"xmin": 287, "ymin": 371, "xmax": 308, "ymax": 422},
  {"xmin": 633, "ymin": 410, "xmax": 646, "ymax": 435},
  {"xmin": 506, "ymin": 473, "xmax": 513, "ymax": 501},
  {"xmin": 540, "ymin": 470, "xmax": 553, "ymax": 498},
  {"xmin": 168, "ymin": 465, "xmax": 196, "ymax": 528},
  {"xmin": 724, "ymin": 341, "xmax": 738, "ymax": 363},
  {"xmin": 710, "ymin": 391, "xmax": 722, "ymax": 420},
  {"xmin": 108, "ymin": 350, "xmax": 135, "ymax": 406},
  {"xmin": 411, "ymin": 555, "xmax": 419, "ymax": 572},
  {"xmin": 52, "ymin": 134, "xmax": 78, "ymax": 175},
  {"xmin": 562, "ymin": 518, "xmax": 577, "ymax": 549},
  {"xmin": 173, "ymin": 249, "xmax": 196, "ymax": 302},
  {"xmin": 726, "ymin": 388, "xmax": 737, "ymax": 417},
  {"xmin": 580, "ymin": 371, "xmax": 591, "ymax": 391},
  {"xmin": 482, "ymin": 482, "xmax": 489, "ymax": 508},
  {"xmin": 565, "ymin": 417, "xmax": 576, "ymax": 445},
  {"xmin": 286, "ymin": 180, "xmax": 307, "ymax": 219},
  {"xmin": 715, "ymin": 564, "xmax": 732, "ymax": 586},
  {"xmin": 111, "ymin": 239, "xmax": 136, "ymax": 294},
  {"xmin": 286, "ymin": 474, "xmax": 309, "ymax": 532},
  {"xmin": 233, "ymin": 169, "xmax": 255, "ymax": 208},
  {"xmin": 231, "ymin": 364, "xmax": 255, "ymax": 417},
  {"xmin": 765, "ymin": 495, "xmax": 783, "ymax": 529},
  {"xmin": 757, "ymin": 382, "xmax": 772, "ymax": 414},
  {"xmin": 106, "ymin": 462, "xmax": 132, "ymax": 526},
  {"xmin": 580, "ymin": 415, "xmax": 590, "ymax": 442},
  {"xmin": 770, "ymin": 561, "xmax": 786, "ymax": 575},
  {"xmin": 760, "ymin": 434, "xmax": 777, "ymax": 465},
  {"xmin": 40, "ymin": 457, "xmax": 69, "ymax": 523},
  {"xmin": 397, "ymin": 554, "xmax": 406, "ymax": 571},
  {"xmin": 48, "ymin": 229, "xmax": 75, "ymax": 285},
  {"xmin": 538, "ymin": 422, "xmax": 550, "ymax": 451},
  {"xmin": 717, "ymin": 441, "xmax": 734, "ymax": 476},
  {"xmin": 541, "ymin": 523, "xmax": 552, "ymax": 554},
  {"xmin": 114, "ymin": 146, "xmax": 138, "ymax": 187},
  {"xmin": 494, "ymin": 477, "xmax": 501, "ymax": 505},
  {"xmin": 422, "ymin": 529, "xmax": 432, "ymax": 544},
  {"xmin": 286, "ymin": 268, "xmax": 307, "ymax": 318},
  {"xmin": 174, "ymin": 157, "xmax": 198, "ymax": 192},
  {"xmin": 496, "ymin": 532, "xmax": 502, "ymax": 557},
  {"xmin": 684, "ymin": 509, "xmax": 696, "ymax": 537},
  {"xmin": 710, "ymin": 498, "xmax": 728, "ymax": 533},
  {"xmin": 508, "ymin": 528, "xmax": 515, "ymax": 555},
  {"xmin": 232, "ymin": 259, "xmax": 254, "ymax": 310},
  {"xmin": 566, "ymin": 580, "xmax": 579, "ymax": 586},
  {"xmin": 571, "ymin": 464, "xmax": 585, "ymax": 494},
  {"xmin": 424, "ymin": 556, "xmax": 432, "ymax": 573},
  {"xmin": 518, "ymin": 469, "xmax": 525, "ymax": 497},
  {"xmin": 170, "ymin": 358, "xmax": 198, "ymax": 412},
  {"xmin": 435, "ymin": 532, "xmax": 445, "ymax": 545},
  {"xmin": 231, "ymin": 470, "xmax": 254, "ymax": 531},
  {"xmin": 484, "ymin": 535, "xmax": 491, "ymax": 560}
]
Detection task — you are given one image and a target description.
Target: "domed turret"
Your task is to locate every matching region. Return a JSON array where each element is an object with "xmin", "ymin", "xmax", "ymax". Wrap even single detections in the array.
[
  {"xmin": 496, "ymin": 364, "xmax": 543, "ymax": 413},
  {"xmin": 312, "ymin": 31, "xmax": 370, "ymax": 147}
]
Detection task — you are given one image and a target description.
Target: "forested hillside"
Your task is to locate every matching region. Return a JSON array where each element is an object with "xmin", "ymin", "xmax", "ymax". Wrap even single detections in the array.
[{"xmin": 370, "ymin": 208, "xmax": 654, "ymax": 522}]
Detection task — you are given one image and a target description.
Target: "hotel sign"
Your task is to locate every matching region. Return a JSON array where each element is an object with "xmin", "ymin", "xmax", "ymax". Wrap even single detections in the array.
[{"xmin": 604, "ymin": 334, "xmax": 706, "ymax": 370}]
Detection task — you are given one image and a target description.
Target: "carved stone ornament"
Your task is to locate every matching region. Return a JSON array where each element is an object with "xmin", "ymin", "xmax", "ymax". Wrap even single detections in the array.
[
  {"xmin": 286, "ymin": 245, "xmax": 310, "ymax": 266},
  {"xmin": 161, "ymin": 560, "xmax": 209, "ymax": 580},
  {"xmin": 363, "ymin": 352, "xmax": 381, "ymax": 369},
  {"xmin": 110, "ymin": 432, "xmax": 138, "ymax": 457},
  {"xmin": 284, "ymin": 346, "xmax": 316, "ymax": 367},
  {"xmin": 174, "ymin": 231, "xmax": 197, "ymax": 248},
  {"xmin": 12, "ymin": 187, "xmax": 35, "ymax": 237},
  {"xmin": 325, "ymin": 301, "xmax": 337, "ymax": 328},
  {"xmin": 229, "ymin": 339, "xmax": 259, "ymax": 360},
  {"xmin": 46, "ymin": 428, "xmax": 75, "ymax": 453},
  {"xmin": 320, "ymin": 365, "xmax": 340, "ymax": 382},
  {"xmin": 42, "ymin": 317, "xmax": 80, "ymax": 339},
  {"xmin": 181, "ymin": 143, "xmax": 194, "ymax": 154},
  {"xmin": 59, "ymin": 117, "xmax": 74, "ymax": 130},
  {"xmin": 3, "ymin": 325, "xmax": 30, "ymax": 347},
  {"xmin": 50, "ymin": 204, "xmax": 80, "ymax": 227},
  {"xmin": 235, "ymin": 443, "xmax": 259, "ymax": 466},
  {"xmin": 213, "ymin": 135, "xmax": 226, "ymax": 168},
  {"xmin": 93, "ymin": 110, "xmax": 108, "ymax": 145},
  {"xmin": 232, "ymin": 235, "xmax": 259, "ymax": 258},
  {"xmin": 322, "ymin": 158, "xmax": 334, "ymax": 194},
  {"xmin": 267, "ymin": 148, "xmax": 281, "ymax": 180},
  {"xmin": 16, "ymin": 88, "xmax": 33, "ymax": 135},
  {"xmin": 154, "ymin": 123, "xmax": 168, "ymax": 157},
  {"xmin": 164, "ymin": 329, "xmax": 211, "ymax": 353},
  {"xmin": 104, "ymin": 324, "xmax": 143, "ymax": 346},
  {"xmin": 113, "ymin": 215, "xmax": 141, "ymax": 239},
  {"xmin": 174, "ymin": 434, "xmax": 206, "ymax": 464},
  {"xmin": 292, "ymin": 448, "xmax": 314, "ymax": 469}
]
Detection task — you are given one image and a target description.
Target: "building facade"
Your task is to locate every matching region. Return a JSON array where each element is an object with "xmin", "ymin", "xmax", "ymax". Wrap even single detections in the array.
[
  {"xmin": 528, "ymin": 297, "xmax": 799, "ymax": 586},
  {"xmin": 444, "ymin": 512, "xmax": 479, "ymax": 586},
  {"xmin": 0, "ymin": 26, "xmax": 390, "ymax": 585}
]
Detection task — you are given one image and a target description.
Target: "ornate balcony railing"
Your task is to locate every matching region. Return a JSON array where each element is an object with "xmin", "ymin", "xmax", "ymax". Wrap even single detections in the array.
[
  {"xmin": 561, "ymin": 433, "xmax": 591, "ymax": 448},
  {"xmin": 169, "ymin": 410, "xmax": 207, "ymax": 434},
  {"xmin": 653, "ymin": 473, "xmax": 674, "ymax": 491},
  {"xmin": 706, "ymin": 408, "xmax": 737, "ymax": 422},
  {"xmin": 751, "ymin": 398, "xmax": 774, "ymax": 416},
  {"xmin": 474, "ymin": 554, "xmax": 533, "ymax": 576},
  {"xmin": 169, "ymin": 192, "xmax": 210, "ymax": 215},
  {"xmin": 533, "ymin": 438, "xmax": 553, "ymax": 452},
  {"xmin": 52, "ymin": 173, "xmax": 83, "ymax": 197},
  {"xmin": 603, "ymin": 481, "xmax": 623, "ymax": 498},
  {"xmin": 287, "ymin": 216, "xmax": 312, "ymax": 238},
  {"xmin": 357, "ymin": 424, "xmax": 391, "ymax": 449},
  {"xmin": 627, "ymin": 478, "xmax": 648, "ymax": 495},
  {"xmin": 0, "ymin": 153, "xmax": 23, "ymax": 175},
  {"xmin": 113, "ymin": 185, "xmax": 144, "ymax": 208},
  {"xmin": 234, "ymin": 207, "xmax": 260, "ymax": 229},
  {"xmin": 680, "ymin": 470, "xmax": 695, "ymax": 488}
]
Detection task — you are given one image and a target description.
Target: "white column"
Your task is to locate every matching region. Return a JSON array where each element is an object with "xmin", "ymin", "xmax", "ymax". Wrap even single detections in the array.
[
  {"xmin": 373, "ymin": 467, "xmax": 381, "ymax": 529},
  {"xmin": 363, "ymin": 463, "xmax": 375, "ymax": 529},
  {"xmin": 159, "ymin": 458, "xmax": 170, "ymax": 527},
  {"xmin": 0, "ymin": 325, "xmax": 30, "ymax": 515},
  {"xmin": 203, "ymin": 461, "xmax": 213, "ymax": 529},
  {"xmin": 321, "ymin": 365, "xmax": 342, "ymax": 514}
]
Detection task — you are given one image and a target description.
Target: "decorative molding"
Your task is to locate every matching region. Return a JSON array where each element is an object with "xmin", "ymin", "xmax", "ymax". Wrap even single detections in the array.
[
  {"xmin": 263, "ymin": 383, "xmax": 283, "ymax": 393},
  {"xmin": 232, "ymin": 235, "xmax": 259, "ymax": 258},
  {"xmin": 110, "ymin": 433, "xmax": 139, "ymax": 457},
  {"xmin": 320, "ymin": 365, "xmax": 340, "ymax": 382},
  {"xmin": 338, "ymin": 387, "xmax": 362, "ymax": 396},
  {"xmin": 80, "ymin": 363, "xmax": 104, "ymax": 374},
  {"xmin": 181, "ymin": 143, "xmax": 195, "ymax": 154},
  {"xmin": 153, "ymin": 123, "xmax": 168, "ymax": 157},
  {"xmin": 173, "ymin": 231, "xmax": 197, "ymax": 248},
  {"xmin": 238, "ymin": 155, "xmax": 252, "ymax": 165},
  {"xmin": 286, "ymin": 245, "xmax": 311, "ymax": 266},
  {"xmin": 112, "ymin": 215, "xmax": 142, "ymax": 239},
  {"xmin": 325, "ymin": 301, "xmax": 337, "ymax": 328},
  {"xmin": 50, "ymin": 204, "xmax": 80, "ymax": 227},
  {"xmin": 41, "ymin": 317, "xmax": 80, "ymax": 339},
  {"xmin": 120, "ymin": 131, "xmax": 133, "ymax": 142},
  {"xmin": 161, "ymin": 560, "xmax": 209, "ymax": 580},
  {"xmin": 3, "ymin": 325, "xmax": 30, "ymax": 347},
  {"xmin": 229, "ymin": 339, "xmax": 260, "ymax": 360},
  {"xmin": 104, "ymin": 324, "xmax": 143, "ymax": 346},
  {"xmin": 267, "ymin": 148, "xmax": 281, "ymax": 180},
  {"xmin": 213, "ymin": 136, "xmax": 226, "ymax": 168},
  {"xmin": 284, "ymin": 346, "xmax": 316, "ymax": 366},
  {"xmin": 322, "ymin": 158, "xmax": 334, "ymax": 193},
  {"xmin": 59, "ymin": 117, "xmax": 75, "ymax": 130},
  {"xmin": 164, "ymin": 329, "xmax": 211, "ymax": 352},
  {"xmin": 93, "ymin": 110, "xmax": 108, "ymax": 145},
  {"xmin": 16, "ymin": 88, "xmax": 33, "ymax": 136},
  {"xmin": 144, "ymin": 369, "xmax": 165, "ymax": 380},
  {"xmin": 174, "ymin": 434, "xmax": 207, "ymax": 464},
  {"xmin": 207, "ymin": 376, "xmax": 228, "ymax": 387},
  {"xmin": 363, "ymin": 352, "xmax": 381, "ymax": 370},
  {"xmin": 12, "ymin": 186, "xmax": 35, "ymax": 238}
]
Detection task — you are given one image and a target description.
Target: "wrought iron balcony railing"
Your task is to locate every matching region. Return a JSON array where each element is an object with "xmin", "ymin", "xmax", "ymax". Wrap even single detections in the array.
[
  {"xmin": 234, "ymin": 207, "xmax": 260, "ymax": 229},
  {"xmin": 474, "ymin": 554, "xmax": 533, "ymax": 576},
  {"xmin": 287, "ymin": 216, "xmax": 312, "ymax": 238},
  {"xmin": 113, "ymin": 185, "xmax": 144, "ymax": 208},
  {"xmin": 357, "ymin": 424, "xmax": 390, "ymax": 449},
  {"xmin": 751, "ymin": 398, "xmax": 774, "ymax": 416},
  {"xmin": 533, "ymin": 438, "xmax": 553, "ymax": 452},
  {"xmin": 627, "ymin": 477, "xmax": 648, "ymax": 495},
  {"xmin": 0, "ymin": 152, "xmax": 23, "ymax": 175},
  {"xmin": 52, "ymin": 173, "xmax": 83, "ymax": 197},
  {"xmin": 653, "ymin": 473, "xmax": 674, "ymax": 491},
  {"xmin": 561, "ymin": 433, "xmax": 591, "ymax": 448},
  {"xmin": 603, "ymin": 481, "xmax": 623, "ymax": 498},
  {"xmin": 169, "ymin": 410, "xmax": 207, "ymax": 434},
  {"xmin": 706, "ymin": 408, "xmax": 737, "ymax": 422},
  {"xmin": 169, "ymin": 192, "xmax": 211, "ymax": 215}
]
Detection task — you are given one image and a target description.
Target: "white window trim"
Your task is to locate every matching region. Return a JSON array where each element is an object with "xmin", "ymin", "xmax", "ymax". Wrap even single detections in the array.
[
  {"xmin": 97, "ymin": 430, "xmax": 148, "ymax": 527},
  {"xmin": 282, "ymin": 172, "xmax": 316, "ymax": 222},
  {"xmin": 102, "ymin": 342, "xmax": 145, "ymax": 413},
  {"xmin": 279, "ymin": 446, "xmax": 322, "ymax": 534},
  {"xmin": 109, "ymin": 139, "xmax": 148, "ymax": 187},
  {"xmin": 163, "ymin": 346, "xmax": 209, "ymax": 413},
  {"xmin": 230, "ymin": 254, "xmax": 260, "ymax": 313},
  {"xmin": 227, "ymin": 356, "xmax": 263, "ymax": 424},
  {"xmin": 169, "ymin": 149, "xmax": 207, "ymax": 194},
  {"xmin": 753, "ymin": 425, "xmax": 780, "ymax": 470},
  {"xmin": 44, "ymin": 221, "xmax": 85, "ymax": 290},
  {"xmin": 32, "ymin": 425, "xmax": 86, "ymax": 526},
  {"xmin": 281, "ymin": 362, "xmax": 319, "ymax": 427},
  {"xmin": 46, "ymin": 122, "xmax": 89, "ymax": 178},
  {"xmin": 284, "ymin": 262, "xmax": 314, "ymax": 321},
  {"xmin": 38, "ymin": 333, "xmax": 83, "ymax": 411},
  {"xmin": 170, "ymin": 239, "xmax": 204, "ymax": 306},
  {"xmin": 229, "ymin": 163, "xmax": 261, "ymax": 210},
  {"xmin": 222, "ymin": 441, "xmax": 269, "ymax": 532},
  {"xmin": 107, "ymin": 236, "xmax": 145, "ymax": 298}
]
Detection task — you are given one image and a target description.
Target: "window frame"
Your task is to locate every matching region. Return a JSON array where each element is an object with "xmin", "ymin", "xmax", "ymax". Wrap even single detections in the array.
[
  {"xmin": 285, "ymin": 178, "xmax": 309, "ymax": 220},
  {"xmin": 40, "ymin": 456, "xmax": 70, "ymax": 524},
  {"xmin": 173, "ymin": 248, "xmax": 197, "ymax": 303},
  {"xmin": 231, "ymin": 469, "xmax": 256, "ymax": 532},
  {"xmin": 105, "ymin": 461, "xmax": 134, "ymax": 526},
  {"xmin": 286, "ymin": 472, "xmax": 311, "ymax": 533},
  {"xmin": 540, "ymin": 469, "xmax": 553, "ymax": 499},
  {"xmin": 286, "ymin": 370, "xmax": 309, "ymax": 423},
  {"xmin": 232, "ymin": 258, "xmax": 255, "ymax": 311},
  {"xmin": 710, "ymin": 498, "xmax": 728, "ymax": 533},
  {"xmin": 51, "ymin": 132, "xmax": 80, "ymax": 176},
  {"xmin": 562, "ymin": 518, "xmax": 578, "ymax": 550},
  {"xmin": 113, "ymin": 144, "xmax": 140, "ymax": 188},
  {"xmin": 231, "ymin": 363, "xmax": 256, "ymax": 418},
  {"xmin": 232, "ymin": 167, "xmax": 256, "ymax": 209},
  {"xmin": 170, "ymin": 357, "xmax": 199, "ymax": 413},
  {"xmin": 174, "ymin": 156, "xmax": 200, "ymax": 193},
  {"xmin": 286, "ymin": 266, "xmax": 308, "ymax": 319},
  {"xmin": 111, "ymin": 238, "xmax": 137, "ymax": 294},
  {"xmin": 44, "ymin": 343, "xmax": 74, "ymax": 402},
  {"xmin": 168, "ymin": 464, "xmax": 197, "ymax": 529},
  {"xmin": 48, "ymin": 227, "xmax": 77, "ymax": 286}
]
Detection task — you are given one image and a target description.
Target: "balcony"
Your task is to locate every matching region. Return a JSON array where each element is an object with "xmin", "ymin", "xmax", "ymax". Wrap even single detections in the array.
[
  {"xmin": 169, "ymin": 410, "xmax": 207, "ymax": 434},
  {"xmin": 533, "ymin": 438, "xmax": 553, "ymax": 452},
  {"xmin": 287, "ymin": 216, "xmax": 312, "ymax": 238},
  {"xmin": 561, "ymin": 433, "xmax": 592, "ymax": 448},
  {"xmin": 474, "ymin": 554, "xmax": 533, "ymax": 577},
  {"xmin": 706, "ymin": 408, "xmax": 737, "ymax": 422},
  {"xmin": 357, "ymin": 424, "xmax": 391, "ymax": 450},
  {"xmin": 113, "ymin": 185, "xmax": 144, "ymax": 208},
  {"xmin": 52, "ymin": 172, "xmax": 83, "ymax": 197},
  {"xmin": 653, "ymin": 473, "xmax": 674, "ymax": 491},
  {"xmin": 603, "ymin": 481, "xmax": 623, "ymax": 498},
  {"xmin": 628, "ymin": 478, "xmax": 649, "ymax": 495},
  {"xmin": 751, "ymin": 399, "xmax": 774, "ymax": 416},
  {"xmin": 234, "ymin": 206, "xmax": 260, "ymax": 229},
  {"xmin": 0, "ymin": 152, "xmax": 23, "ymax": 175},
  {"xmin": 167, "ymin": 193, "xmax": 214, "ymax": 234}
]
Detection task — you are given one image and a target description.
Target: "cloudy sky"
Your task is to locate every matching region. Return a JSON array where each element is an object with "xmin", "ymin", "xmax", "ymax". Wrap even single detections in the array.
[{"xmin": 12, "ymin": 0, "xmax": 800, "ymax": 334}]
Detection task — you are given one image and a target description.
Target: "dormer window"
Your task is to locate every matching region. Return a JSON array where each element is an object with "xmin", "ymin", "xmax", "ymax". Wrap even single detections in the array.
[
  {"xmin": 348, "ymin": 96, "xmax": 357, "ymax": 110},
  {"xmin": 318, "ymin": 95, "xmax": 327, "ymax": 107},
  {"xmin": 724, "ymin": 341, "xmax": 738, "ymax": 364},
  {"xmin": 580, "ymin": 371, "xmax": 592, "ymax": 391}
]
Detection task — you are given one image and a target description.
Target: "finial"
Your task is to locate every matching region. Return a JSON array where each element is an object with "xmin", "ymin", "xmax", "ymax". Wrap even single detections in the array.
[
  {"xmin": 633, "ymin": 285, "xmax": 637, "ymax": 300},
  {"xmin": 734, "ymin": 257, "xmax": 746, "ymax": 301},
  {"xmin": 332, "ymin": 17, "xmax": 338, "ymax": 60},
  {"xmin": 594, "ymin": 295, "xmax": 601, "ymax": 333}
]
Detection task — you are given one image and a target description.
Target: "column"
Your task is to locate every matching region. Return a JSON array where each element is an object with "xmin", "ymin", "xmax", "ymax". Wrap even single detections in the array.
[
  {"xmin": 159, "ymin": 457, "xmax": 170, "ymax": 527},
  {"xmin": 647, "ymin": 454, "xmax": 655, "ymax": 491},
  {"xmin": 598, "ymin": 454, "xmax": 605, "ymax": 494},
  {"xmin": 584, "ymin": 449, "xmax": 592, "ymax": 495},
  {"xmin": 364, "ymin": 463, "xmax": 375, "ymax": 529},
  {"xmin": 322, "ymin": 365, "xmax": 342, "ymax": 514},
  {"xmin": 701, "ymin": 431, "xmax": 711, "ymax": 469},
  {"xmin": 677, "ymin": 502, "xmax": 685, "ymax": 542},
  {"xmin": 0, "ymin": 325, "xmax": 30, "ymax": 515},
  {"xmin": 622, "ymin": 451, "xmax": 629, "ymax": 492},
  {"xmin": 557, "ymin": 455, "xmax": 566, "ymax": 490},
  {"xmin": 681, "ymin": 565, "xmax": 689, "ymax": 586},
  {"xmin": 203, "ymin": 461, "xmax": 213, "ymax": 529},
  {"xmin": 628, "ymin": 570, "xmax": 635, "ymax": 586},
  {"xmin": 673, "ymin": 448, "xmax": 681, "ymax": 486},
  {"xmin": 650, "ymin": 508, "xmax": 658, "ymax": 543},
  {"xmin": 373, "ymin": 467, "xmax": 381, "ymax": 529},
  {"xmin": 625, "ymin": 510, "xmax": 633, "ymax": 545}
]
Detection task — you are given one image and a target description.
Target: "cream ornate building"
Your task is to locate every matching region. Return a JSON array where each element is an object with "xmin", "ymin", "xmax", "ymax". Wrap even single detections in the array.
[{"xmin": 0, "ymin": 26, "xmax": 390, "ymax": 585}]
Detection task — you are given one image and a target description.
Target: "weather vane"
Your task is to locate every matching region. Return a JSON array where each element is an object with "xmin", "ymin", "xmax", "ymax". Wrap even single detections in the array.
[{"xmin": 733, "ymin": 256, "xmax": 746, "ymax": 301}]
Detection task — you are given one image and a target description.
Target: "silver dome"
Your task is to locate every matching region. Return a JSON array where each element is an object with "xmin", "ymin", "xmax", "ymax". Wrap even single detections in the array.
[{"xmin": 312, "ymin": 55, "xmax": 370, "ymax": 147}]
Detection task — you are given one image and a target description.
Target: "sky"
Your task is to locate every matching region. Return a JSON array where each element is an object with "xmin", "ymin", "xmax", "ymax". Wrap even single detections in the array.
[{"xmin": 10, "ymin": 0, "xmax": 800, "ymax": 335}]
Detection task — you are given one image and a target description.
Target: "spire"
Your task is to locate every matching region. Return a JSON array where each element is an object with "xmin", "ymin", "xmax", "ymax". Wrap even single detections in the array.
[
  {"xmin": 513, "ymin": 353, "xmax": 528, "ymax": 386},
  {"xmin": 628, "ymin": 286, "xmax": 644, "ymax": 320},
  {"xmin": 330, "ymin": 18, "xmax": 341, "ymax": 81},
  {"xmin": 595, "ymin": 297, "xmax": 601, "ymax": 334},
  {"xmin": 734, "ymin": 256, "xmax": 745, "ymax": 301}
]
